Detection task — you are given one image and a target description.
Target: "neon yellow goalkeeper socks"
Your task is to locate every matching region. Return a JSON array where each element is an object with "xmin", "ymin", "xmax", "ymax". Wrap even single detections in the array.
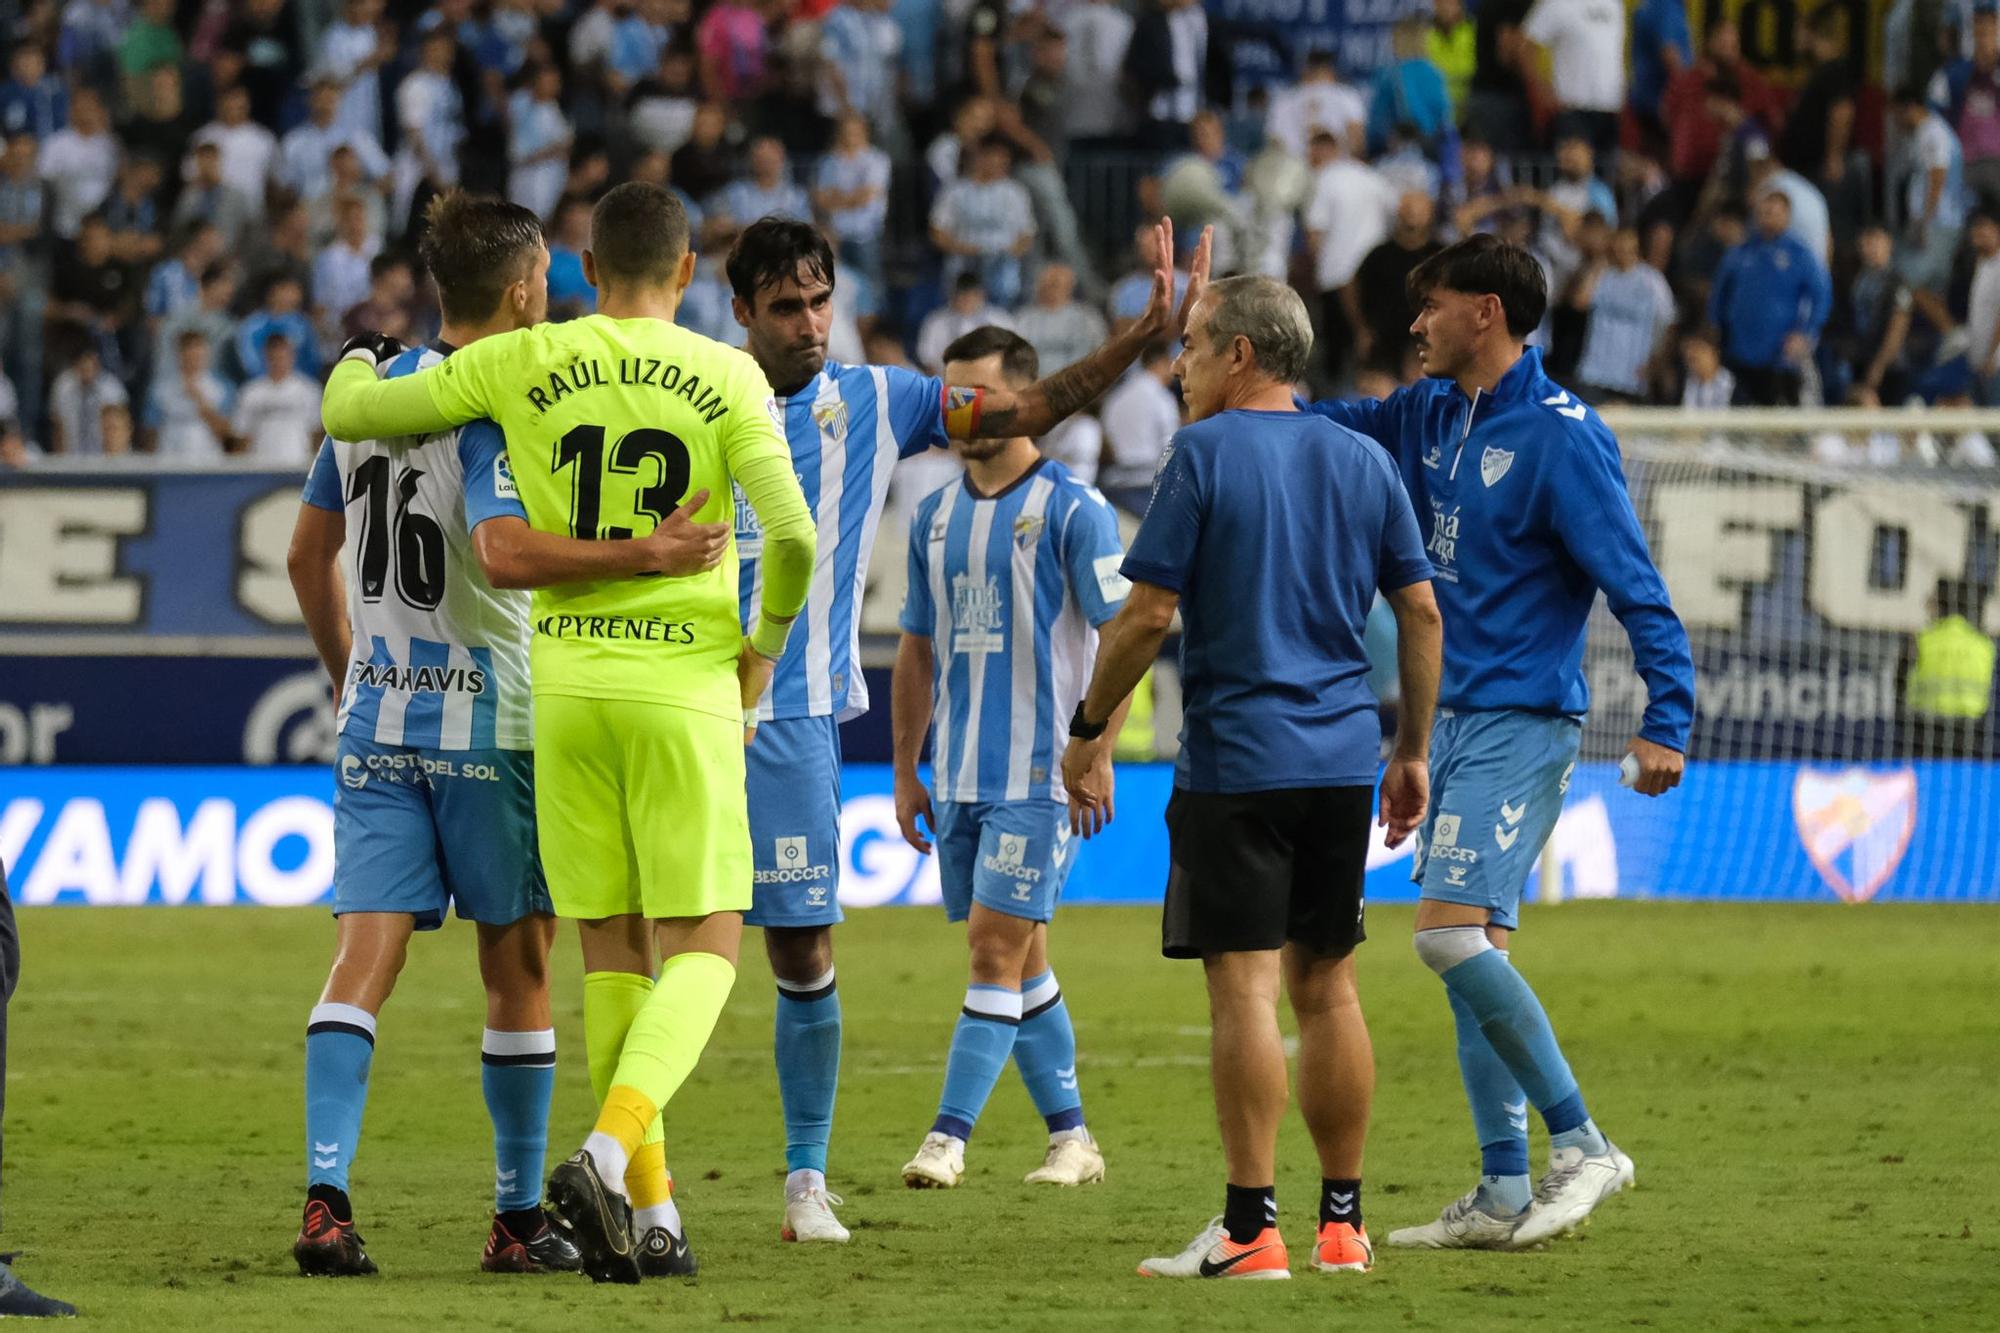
[
  {"xmin": 595, "ymin": 951, "xmax": 737, "ymax": 1154},
  {"xmin": 584, "ymin": 969, "xmax": 671, "ymax": 1192}
]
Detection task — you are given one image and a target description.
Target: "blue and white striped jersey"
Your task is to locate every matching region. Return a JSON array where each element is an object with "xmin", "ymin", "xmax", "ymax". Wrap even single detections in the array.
[
  {"xmin": 301, "ymin": 343, "xmax": 534, "ymax": 749},
  {"xmin": 900, "ymin": 458, "xmax": 1129, "ymax": 804},
  {"xmin": 737, "ymin": 359, "xmax": 949, "ymax": 721}
]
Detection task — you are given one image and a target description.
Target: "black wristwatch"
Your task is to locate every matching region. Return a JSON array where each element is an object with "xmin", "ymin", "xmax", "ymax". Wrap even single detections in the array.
[{"xmin": 1069, "ymin": 702, "xmax": 1108, "ymax": 741}]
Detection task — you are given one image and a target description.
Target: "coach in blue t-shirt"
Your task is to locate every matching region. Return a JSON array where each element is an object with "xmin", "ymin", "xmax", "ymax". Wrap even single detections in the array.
[{"xmin": 1060, "ymin": 274, "xmax": 1443, "ymax": 1280}]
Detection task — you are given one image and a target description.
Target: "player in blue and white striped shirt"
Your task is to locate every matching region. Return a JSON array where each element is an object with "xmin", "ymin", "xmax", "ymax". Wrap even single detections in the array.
[
  {"xmin": 724, "ymin": 217, "xmax": 1189, "ymax": 1240},
  {"xmin": 891, "ymin": 327, "xmax": 1131, "ymax": 1192},
  {"xmin": 286, "ymin": 194, "xmax": 724, "ymax": 1278}
]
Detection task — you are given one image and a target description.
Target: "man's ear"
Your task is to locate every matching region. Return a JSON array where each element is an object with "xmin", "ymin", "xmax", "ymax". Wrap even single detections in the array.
[
  {"xmin": 676, "ymin": 248, "xmax": 697, "ymax": 293},
  {"xmin": 582, "ymin": 248, "xmax": 598, "ymax": 288},
  {"xmin": 732, "ymin": 294, "xmax": 752, "ymax": 330}
]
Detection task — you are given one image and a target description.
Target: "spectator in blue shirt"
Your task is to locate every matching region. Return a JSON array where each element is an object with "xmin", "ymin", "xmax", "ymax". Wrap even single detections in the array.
[
  {"xmin": 279, "ymin": 75, "xmax": 391, "ymax": 203},
  {"xmin": 0, "ymin": 46, "xmax": 65, "ymax": 141},
  {"xmin": 235, "ymin": 275, "xmax": 322, "ymax": 381},
  {"xmin": 1367, "ymin": 19, "xmax": 1452, "ymax": 156},
  {"xmin": 145, "ymin": 222, "xmax": 225, "ymax": 325},
  {"xmin": 544, "ymin": 195, "xmax": 596, "ymax": 318},
  {"xmin": 1629, "ymin": 0, "xmax": 1692, "ymax": 138},
  {"xmin": 1706, "ymin": 189, "xmax": 1833, "ymax": 404}
]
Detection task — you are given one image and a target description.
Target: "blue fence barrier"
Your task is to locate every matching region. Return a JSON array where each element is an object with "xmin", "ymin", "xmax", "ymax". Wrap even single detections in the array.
[{"xmin": 1, "ymin": 760, "xmax": 1991, "ymax": 909}]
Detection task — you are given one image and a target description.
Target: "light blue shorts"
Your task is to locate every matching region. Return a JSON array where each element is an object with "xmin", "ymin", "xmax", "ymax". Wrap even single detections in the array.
[
  {"xmin": 744, "ymin": 715, "xmax": 845, "ymax": 928},
  {"xmin": 332, "ymin": 733, "xmax": 550, "ymax": 930},
  {"xmin": 935, "ymin": 799, "xmax": 1078, "ymax": 924},
  {"xmin": 1411, "ymin": 710, "xmax": 1581, "ymax": 931}
]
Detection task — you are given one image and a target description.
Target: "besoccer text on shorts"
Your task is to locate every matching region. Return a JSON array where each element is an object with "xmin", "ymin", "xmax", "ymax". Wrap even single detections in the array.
[{"xmin": 321, "ymin": 181, "xmax": 817, "ymax": 1284}]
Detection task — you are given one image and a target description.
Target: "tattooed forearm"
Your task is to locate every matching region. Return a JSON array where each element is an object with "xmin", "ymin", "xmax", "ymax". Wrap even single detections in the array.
[{"xmin": 972, "ymin": 333, "xmax": 1137, "ymax": 439}]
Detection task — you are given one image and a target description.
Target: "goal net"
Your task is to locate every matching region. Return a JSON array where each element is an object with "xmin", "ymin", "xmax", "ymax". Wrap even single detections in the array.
[{"xmin": 1558, "ymin": 409, "xmax": 2000, "ymax": 905}]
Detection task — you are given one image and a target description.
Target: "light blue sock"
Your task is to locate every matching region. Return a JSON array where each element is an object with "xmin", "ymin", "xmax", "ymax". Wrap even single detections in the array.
[
  {"xmin": 1439, "ymin": 949, "xmax": 1605, "ymax": 1153},
  {"xmin": 481, "ymin": 1028, "xmax": 556, "ymax": 1212},
  {"xmin": 1448, "ymin": 984, "xmax": 1530, "ymax": 1214},
  {"xmin": 305, "ymin": 1003, "xmax": 376, "ymax": 1192},
  {"xmin": 1013, "ymin": 971, "xmax": 1085, "ymax": 1134},
  {"xmin": 775, "ymin": 969, "xmax": 842, "ymax": 1175},
  {"xmin": 932, "ymin": 984, "xmax": 1021, "ymax": 1141}
]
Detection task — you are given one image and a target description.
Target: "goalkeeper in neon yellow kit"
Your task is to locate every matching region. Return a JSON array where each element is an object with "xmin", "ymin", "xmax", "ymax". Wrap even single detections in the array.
[{"xmin": 322, "ymin": 182, "xmax": 815, "ymax": 1284}]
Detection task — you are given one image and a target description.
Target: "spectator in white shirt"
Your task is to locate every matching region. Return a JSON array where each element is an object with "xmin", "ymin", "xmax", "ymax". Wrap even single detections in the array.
[
  {"xmin": 813, "ymin": 113, "xmax": 892, "ymax": 289},
  {"xmin": 1523, "ymin": 0, "xmax": 1628, "ymax": 168},
  {"xmin": 279, "ymin": 75, "xmax": 390, "ymax": 204},
  {"xmin": 1301, "ymin": 128, "xmax": 1399, "ymax": 379},
  {"xmin": 48, "ymin": 346, "xmax": 130, "ymax": 456},
  {"xmin": 1679, "ymin": 326, "xmax": 1736, "ymax": 409},
  {"xmin": 1099, "ymin": 340, "xmax": 1180, "ymax": 510},
  {"xmin": 817, "ymin": 0, "xmax": 902, "ymax": 140},
  {"xmin": 929, "ymin": 137, "xmax": 1036, "ymax": 308},
  {"xmin": 1060, "ymin": 0, "xmax": 1136, "ymax": 141},
  {"xmin": 311, "ymin": 196, "xmax": 382, "ymax": 344},
  {"xmin": 1572, "ymin": 224, "xmax": 1677, "ymax": 403},
  {"xmin": 1267, "ymin": 49, "xmax": 1368, "ymax": 160},
  {"xmin": 1012, "ymin": 261, "xmax": 1109, "ymax": 374},
  {"xmin": 508, "ymin": 63, "xmax": 571, "ymax": 221},
  {"xmin": 144, "ymin": 330, "xmax": 236, "ymax": 458},
  {"xmin": 38, "ymin": 87, "xmax": 118, "ymax": 239},
  {"xmin": 394, "ymin": 28, "xmax": 465, "ymax": 231},
  {"xmin": 320, "ymin": 0, "xmax": 389, "ymax": 142},
  {"xmin": 1964, "ymin": 213, "xmax": 2000, "ymax": 402},
  {"xmin": 916, "ymin": 271, "xmax": 1016, "ymax": 374},
  {"xmin": 190, "ymin": 86, "xmax": 277, "ymax": 220},
  {"xmin": 232, "ymin": 333, "xmax": 321, "ymax": 462},
  {"xmin": 712, "ymin": 135, "xmax": 812, "ymax": 227}
]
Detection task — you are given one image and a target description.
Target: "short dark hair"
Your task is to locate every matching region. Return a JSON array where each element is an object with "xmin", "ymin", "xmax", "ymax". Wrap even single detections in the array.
[
  {"xmin": 940, "ymin": 325, "xmax": 1039, "ymax": 386},
  {"xmin": 420, "ymin": 191, "xmax": 545, "ymax": 323},
  {"xmin": 725, "ymin": 216, "xmax": 834, "ymax": 307},
  {"xmin": 1893, "ymin": 80, "xmax": 1929, "ymax": 108},
  {"xmin": 1406, "ymin": 233, "xmax": 1547, "ymax": 338},
  {"xmin": 589, "ymin": 181, "xmax": 690, "ymax": 289},
  {"xmin": 368, "ymin": 251, "xmax": 408, "ymax": 280}
]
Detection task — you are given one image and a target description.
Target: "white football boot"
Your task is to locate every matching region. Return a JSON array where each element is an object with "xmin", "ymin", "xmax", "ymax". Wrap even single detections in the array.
[
  {"xmin": 900, "ymin": 1132, "xmax": 965, "ymax": 1189},
  {"xmin": 1023, "ymin": 1134, "xmax": 1105, "ymax": 1186},
  {"xmin": 1385, "ymin": 1189, "xmax": 1526, "ymax": 1250},
  {"xmin": 1510, "ymin": 1142, "xmax": 1633, "ymax": 1247},
  {"xmin": 781, "ymin": 1187, "xmax": 851, "ymax": 1244},
  {"xmin": 1137, "ymin": 1215, "xmax": 1290, "ymax": 1279}
]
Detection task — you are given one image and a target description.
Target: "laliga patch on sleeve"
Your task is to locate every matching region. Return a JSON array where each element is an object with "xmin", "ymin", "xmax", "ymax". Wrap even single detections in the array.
[
  {"xmin": 1093, "ymin": 553, "xmax": 1131, "ymax": 602},
  {"xmin": 493, "ymin": 451, "xmax": 519, "ymax": 498}
]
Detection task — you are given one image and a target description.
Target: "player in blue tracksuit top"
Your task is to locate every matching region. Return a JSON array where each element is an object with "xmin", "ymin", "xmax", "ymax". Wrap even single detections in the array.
[{"xmin": 1304, "ymin": 234, "xmax": 1696, "ymax": 1253}]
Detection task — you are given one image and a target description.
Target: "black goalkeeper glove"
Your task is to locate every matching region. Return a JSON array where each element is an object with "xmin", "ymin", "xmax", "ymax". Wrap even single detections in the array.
[{"xmin": 337, "ymin": 331, "xmax": 404, "ymax": 373}]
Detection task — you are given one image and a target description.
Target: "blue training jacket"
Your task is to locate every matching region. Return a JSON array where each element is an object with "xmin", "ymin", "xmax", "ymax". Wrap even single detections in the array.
[
  {"xmin": 1706, "ymin": 231, "xmax": 1832, "ymax": 371},
  {"xmin": 1306, "ymin": 347, "xmax": 1696, "ymax": 751}
]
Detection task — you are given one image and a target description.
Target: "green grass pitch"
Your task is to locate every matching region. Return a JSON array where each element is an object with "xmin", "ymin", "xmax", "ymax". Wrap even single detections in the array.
[{"xmin": 8, "ymin": 902, "xmax": 1999, "ymax": 1330}]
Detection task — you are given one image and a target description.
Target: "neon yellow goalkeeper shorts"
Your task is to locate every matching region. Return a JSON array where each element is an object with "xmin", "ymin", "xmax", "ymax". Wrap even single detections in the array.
[{"xmin": 532, "ymin": 693, "xmax": 751, "ymax": 921}]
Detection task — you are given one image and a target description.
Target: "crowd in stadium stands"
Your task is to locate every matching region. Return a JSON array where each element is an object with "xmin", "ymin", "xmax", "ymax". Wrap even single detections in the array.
[{"xmin": 1, "ymin": 0, "xmax": 1998, "ymax": 478}]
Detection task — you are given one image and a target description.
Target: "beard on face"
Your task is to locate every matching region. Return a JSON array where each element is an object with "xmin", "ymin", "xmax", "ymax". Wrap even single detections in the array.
[{"xmin": 955, "ymin": 435, "xmax": 1009, "ymax": 461}]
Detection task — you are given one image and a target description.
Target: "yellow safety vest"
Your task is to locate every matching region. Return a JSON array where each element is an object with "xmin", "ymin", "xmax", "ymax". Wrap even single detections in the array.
[
  {"xmin": 1907, "ymin": 616, "xmax": 1996, "ymax": 720},
  {"xmin": 1115, "ymin": 669, "xmax": 1159, "ymax": 761}
]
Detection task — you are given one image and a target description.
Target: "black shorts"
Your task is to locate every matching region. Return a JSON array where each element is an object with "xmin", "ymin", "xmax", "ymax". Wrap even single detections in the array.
[{"xmin": 1161, "ymin": 785, "xmax": 1372, "ymax": 960}]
